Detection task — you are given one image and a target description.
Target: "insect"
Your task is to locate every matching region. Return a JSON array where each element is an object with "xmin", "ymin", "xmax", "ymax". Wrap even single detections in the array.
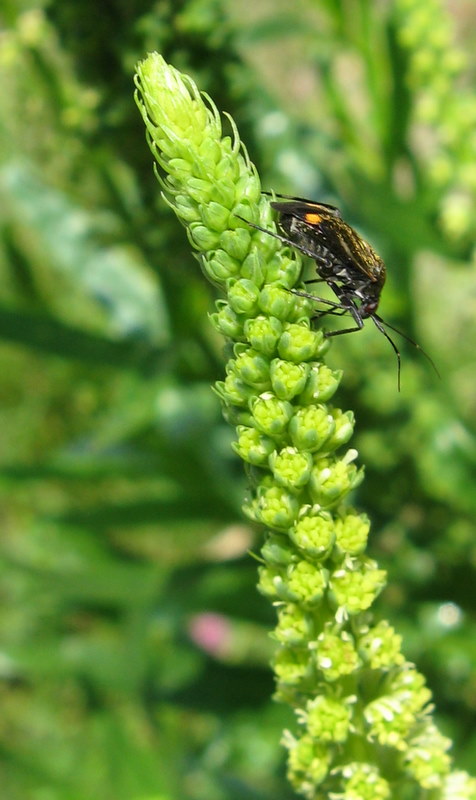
[{"xmin": 238, "ymin": 194, "xmax": 438, "ymax": 389}]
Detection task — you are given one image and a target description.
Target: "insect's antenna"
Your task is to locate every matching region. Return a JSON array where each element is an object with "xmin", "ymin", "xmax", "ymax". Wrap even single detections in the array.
[
  {"xmin": 371, "ymin": 316, "xmax": 402, "ymax": 391},
  {"xmin": 263, "ymin": 190, "xmax": 303, "ymax": 202},
  {"xmin": 373, "ymin": 314, "xmax": 440, "ymax": 379}
]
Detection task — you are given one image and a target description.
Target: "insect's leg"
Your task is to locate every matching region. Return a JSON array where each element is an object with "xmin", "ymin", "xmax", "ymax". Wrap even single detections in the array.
[
  {"xmin": 317, "ymin": 309, "xmax": 348, "ymax": 318},
  {"xmin": 263, "ymin": 191, "xmax": 315, "ymax": 203},
  {"xmin": 322, "ymin": 289, "xmax": 364, "ymax": 336},
  {"xmin": 290, "ymin": 288, "xmax": 345, "ymax": 310},
  {"xmin": 234, "ymin": 216, "xmax": 328, "ymax": 262},
  {"xmin": 288, "ymin": 285, "xmax": 348, "ymax": 320},
  {"xmin": 311, "ymin": 310, "xmax": 349, "ymax": 327},
  {"xmin": 291, "ymin": 287, "xmax": 354, "ymax": 325},
  {"xmin": 324, "ymin": 325, "xmax": 363, "ymax": 337},
  {"xmin": 263, "ymin": 191, "xmax": 300, "ymax": 201}
]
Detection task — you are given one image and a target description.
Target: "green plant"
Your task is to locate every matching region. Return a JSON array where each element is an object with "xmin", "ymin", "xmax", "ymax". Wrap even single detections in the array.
[{"xmin": 135, "ymin": 52, "xmax": 476, "ymax": 800}]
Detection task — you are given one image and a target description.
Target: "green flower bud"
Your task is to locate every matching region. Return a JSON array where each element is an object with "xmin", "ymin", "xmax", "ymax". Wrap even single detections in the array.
[
  {"xmin": 314, "ymin": 625, "xmax": 360, "ymax": 681},
  {"xmin": 188, "ymin": 223, "xmax": 221, "ymax": 251},
  {"xmin": 239, "ymin": 199, "xmax": 266, "ymax": 222},
  {"xmin": 204, "ymin": 249, "xmax": 241, "ymax": 281},
  {"xmin": 214, "ymin": 372, "xmax": 254, "ymax": 407},
  {"xmin": 259, "ymin": 561, "xmax": 321, "ymax": 606},
  {"xmin": 244, "ymin": 315, "xmax": 283, "ymax": 356},
  {"xmin": 186, "ymin": 178, "xmax": 214, "ymax": 202},
  {"xmin": 242, "ymin": 228, "xmax": 279, "ymax": 262},
  {"xmin": 309, "ymin": 450, "xmax": 364, "ymax": 507},
  {"xmin": 357, "ymin": 621, "xmax": 405, "ymax": 670},
  {"xmin": 250, "ymin": 392, "xmax": 293, "ymax": 437},
  {"xmin": 287, "ymin": 293, "xmax": 315, "ymax": 322},
  {"xmin": 215, "ymin": 154, "xmax": 241, "ymax": 183},
  {"xmin": 197, "ymin": 137, "xmax": 222, "ymax": 165},
  {"xmin": 254, "ymin": 482, "xmax": 300, "ymax": 529},
  {"xmin": 232, "ymin": 425, "xmax": 275, "ymax": 465},
  {"xmin": 364, "ymin": 696, "xmax": 415, "ymax": 750},
  {"xmin": 334, "ymin": 510, "xmax": 370, "ymax": 556},
  {"xmin": 235, "ymin": 173, "xmax": 262, "ymax": 204},
  {"xmin": 213, "ymin": 180, "xmax": 236, "ymax": 210},
  {"xmin": 404, "ymin": 723, "xmax": 452, "ymax": 789},
  {"xmin": 329, "ymin": 557, "xmax": 387, "ymax": 616},
  {"xmin": 387, "ymin": 666, "xmax": 433, "ymax": 715},
  {"xmin": 167, "ymin": 158, "xmax": 193, "ymax": 178},
  {"xmin": 232, "ymin": 347, "xmax": 270, "ymax": 389},
  {"xmin": 285, "ymin": 559, "xmax": 328, "ymax": 606},
  {"xmin": 258, "ymin": 285, "xmax": 296, "ymax": 320},
  {"xmin": 274, "ymin": 604, "xmax": 314, "ymax": 646},
  {"xmin": 269, "ymin": 446, "xmax": 313, "ymax": 491},
  {"xmin": 284, "ymin": 731, "xmax": 330, "ymax": 788},
  {"xmin": 270, "ymin": 359, "xmax": 310, "ymax": 401},
  {"xmin": 278, "ymin": 322, "xmax": 325, "ymax": 363},
  {"xmin": 298, "ymin": 363, "xmax": 343, "ymax": 404},
  {"xmin": 290, "ymin": 509, "xmax": 335, "ymax": 559},
  {"xmin": 174, "ymin": 193, "xmax": 201, "ymax": 222},
  {"xmin": 303, "ymin": 694, "xmax": 352, "ymax": 743},
  {"xmin": 199, "ymin": 200, "xmax": 231, "ymax": 231},
  {"xmin": 220, "ymin": 227, "xmax": 251, "ymax": 260},
  {"xmin": 337, "ymin": 763, "xmax": 391, "ymax": 800},
  {"xmin": 209, "ymin": 150, "xmax": 240, "ymax": 181},
  {"xmin": 364, "ymin": 666, "xmax": 433, "ymax": 749},
  {"xmin": 273, "ymin": 646, "xmax": 312, "ymax": 688},
  {"xmin": 240, "ymin": 249, "xmax": 266, "ymax": 287},
  {"xmin": 261, "ymin": 532, "xmax": 297, "ymax": 566},
  {"xmin": 288, "ymin": 405, "xmax": 335, "ymax": 452},
  {"xmin": 257, "ymin": 564, "xmax": 283, "ymax": 600},
  {"xmin": 242, "ymin": 494, "xmax": 261, "ymax": 524},
  {"xmin": 266, "ymin": 252, "xmax": 302, "ymax": 288},
  {"xmin": 189, "ymin": 150, "xmax": 213, "ymax": 175},
  {"xmin": 324, "ymin": 409, "xmax": 355, "ymax": 451},
  {"xmin": 227, "ymin": 278, "xmax": 260, "ymax": 315},
  {"xmin": 221, "ymin": 404, "xmax": 254, "ymax": 427},
  {"xmin": 209, "ymin": 300, "xmax": 244, "ymax": 339}
]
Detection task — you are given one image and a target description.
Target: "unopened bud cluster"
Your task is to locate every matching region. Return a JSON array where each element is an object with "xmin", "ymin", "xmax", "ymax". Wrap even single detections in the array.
[{"xmin": 135, "ymin": 53, "xmax": 476, "ymax": 800}]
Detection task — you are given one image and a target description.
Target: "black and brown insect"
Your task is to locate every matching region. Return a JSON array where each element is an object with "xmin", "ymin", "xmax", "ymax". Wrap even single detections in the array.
[{"xmin": 239, "ymin": 194, "xmax": 437, "ymax": 389}]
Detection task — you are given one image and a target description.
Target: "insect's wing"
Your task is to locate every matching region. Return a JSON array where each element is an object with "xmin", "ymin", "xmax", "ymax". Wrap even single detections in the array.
[
  {"xmin": 272, "ymin": 201, "xmax": 384, "ymax": 284},
  {"xmin": 322, "ymin": 216, "xmax": 385, "ymax": 283},
  {"xmin": 270, "ymin": 199, "xmax": 342, "ymax": 217}
]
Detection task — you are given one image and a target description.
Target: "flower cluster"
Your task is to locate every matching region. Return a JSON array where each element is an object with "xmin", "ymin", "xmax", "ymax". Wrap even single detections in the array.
[
  {"xmin": 135, "ymin": 53, "xmax": 476, "ymax": 800},
  {"xmin": 395, "ymin": 0, "xmax": 476, "ymax": 239}
]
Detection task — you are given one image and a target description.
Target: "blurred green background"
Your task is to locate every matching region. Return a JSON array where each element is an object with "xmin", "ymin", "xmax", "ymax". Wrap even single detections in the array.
[{"xmin": 1, "ymin": 1, "xmax": 476, "ymax": 798}]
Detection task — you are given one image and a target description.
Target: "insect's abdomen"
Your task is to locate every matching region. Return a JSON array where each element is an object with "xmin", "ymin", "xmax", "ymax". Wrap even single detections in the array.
[{"xmin": 310, "ymin": 242, "xmax": 346, "ymax": 277}]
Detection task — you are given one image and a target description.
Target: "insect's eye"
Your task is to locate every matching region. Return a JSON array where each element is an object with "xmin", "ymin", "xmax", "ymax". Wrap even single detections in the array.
[{"xmin": 304, "ymin": 213, "xmax": 323, "ymax": 224}]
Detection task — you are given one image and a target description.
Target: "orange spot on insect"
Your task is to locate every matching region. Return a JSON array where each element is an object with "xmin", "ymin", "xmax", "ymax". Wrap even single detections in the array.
[{"xmin": 305, "ymin": 213, "xmax": 322, "ymax": 224}]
